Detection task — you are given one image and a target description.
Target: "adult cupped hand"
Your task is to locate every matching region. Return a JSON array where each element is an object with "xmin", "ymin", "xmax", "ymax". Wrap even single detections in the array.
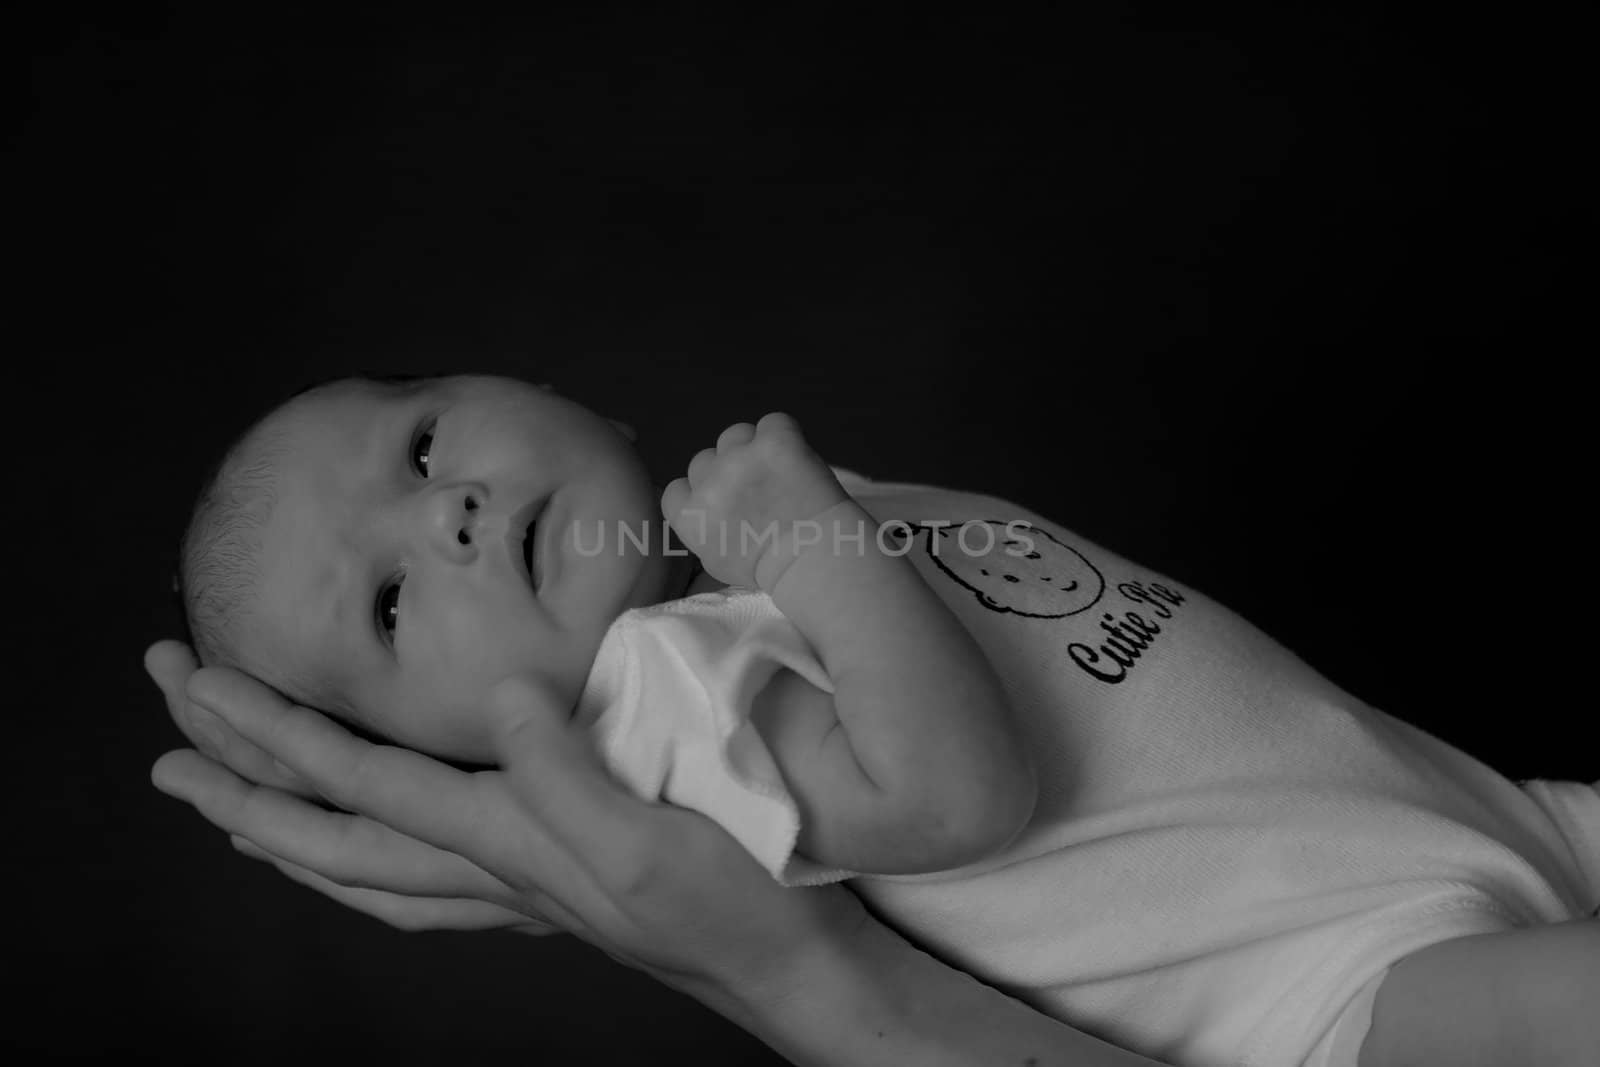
[{"xmin": 145, "ymin": 640, "xmax": 869, "ymax": 1001}]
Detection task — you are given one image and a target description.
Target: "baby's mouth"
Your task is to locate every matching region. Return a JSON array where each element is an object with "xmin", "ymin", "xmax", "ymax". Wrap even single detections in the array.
[
  {"xmin": 508, "ymin": 496, "xmax": 547, "ymax": 592},
  {"xmin": 520, "ymin": 519, "xmax": 538, "ymax": 590}
]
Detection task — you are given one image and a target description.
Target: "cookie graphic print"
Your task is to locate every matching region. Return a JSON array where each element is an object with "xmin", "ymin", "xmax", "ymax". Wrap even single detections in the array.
[{"xmin": 885, "ymin": 520, "xmax": 1186, "ymax": 686}]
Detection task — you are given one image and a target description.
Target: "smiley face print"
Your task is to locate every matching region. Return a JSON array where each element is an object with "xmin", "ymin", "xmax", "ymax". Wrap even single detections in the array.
[{"xmin": 884, "ymin": 520, "xmax": 1106, "ymax": 619}]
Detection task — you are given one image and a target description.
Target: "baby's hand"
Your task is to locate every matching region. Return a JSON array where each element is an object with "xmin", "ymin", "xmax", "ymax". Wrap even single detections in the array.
[{"xmin": 661, "ymin": 413, "xmax": 849, "ymax": 592}]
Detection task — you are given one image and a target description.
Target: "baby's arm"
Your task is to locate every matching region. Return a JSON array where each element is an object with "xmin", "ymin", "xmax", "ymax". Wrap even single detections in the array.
[
  {"xmin": 662, "ymin": 415, "xmax": 1036, "ymax": 875},
  {"xmin": 1359, "ymin": 916, "xmax": 1599, "ymax": 1067}
]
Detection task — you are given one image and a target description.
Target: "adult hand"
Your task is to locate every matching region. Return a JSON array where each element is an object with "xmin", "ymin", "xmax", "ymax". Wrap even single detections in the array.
[
  {"xmin": 145, "ymin": 640, "xmax": 870, "ymax": 1001},
  {"xmin": 147, "ymin": 640, "xmax": 1176, "ymax": 1066},
  {"xmin": 149, "ymin": 641, "xmax": 314, "ymax": 800}
]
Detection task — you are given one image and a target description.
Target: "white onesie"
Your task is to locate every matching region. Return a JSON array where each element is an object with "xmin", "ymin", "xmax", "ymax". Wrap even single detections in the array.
[{"xmin": 573, "ymin": 471, "xmax": 1599, "ymax": 1067}]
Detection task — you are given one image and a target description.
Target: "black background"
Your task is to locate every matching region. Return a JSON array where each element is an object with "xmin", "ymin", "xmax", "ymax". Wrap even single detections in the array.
[{"xmin": 18, "ymin": 7, "xmax": 1593, "ymax": 1064}]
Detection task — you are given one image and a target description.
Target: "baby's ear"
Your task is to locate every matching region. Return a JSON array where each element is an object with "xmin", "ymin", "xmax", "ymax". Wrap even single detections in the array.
[{"xmin": 606, "ymin": 418, "xmax": 638, "ymax": 443}]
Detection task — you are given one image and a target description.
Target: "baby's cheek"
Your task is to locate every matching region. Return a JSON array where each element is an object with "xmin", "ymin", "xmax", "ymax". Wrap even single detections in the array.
[
  {"xmin": 402, "ymin": 684, "xmax": 501, "ymax": 766},
  {"xmin": 379, "ymin": 648, "xmax": 501, "ymax": 765},
  {"xmin": 401, "ymin": 585, "xmax": 588, "ymax": 764}
]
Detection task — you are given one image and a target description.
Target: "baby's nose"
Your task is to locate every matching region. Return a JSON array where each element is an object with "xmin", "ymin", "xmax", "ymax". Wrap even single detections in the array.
[{"xmin": 425, "ymin": 482, "xmax": 501, "ymax": 557}]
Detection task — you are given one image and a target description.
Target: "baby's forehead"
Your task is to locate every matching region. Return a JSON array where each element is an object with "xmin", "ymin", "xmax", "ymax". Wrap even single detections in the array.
[
  {"xmin": 273, "ymin": 378, "xmax": 392, "ymax": 430},
  {"xmin": 248, "ymin": 381, "xmax": 401, "ymax": 466},
  {"xmin": 233, "ymin": 386, "xmax": 384, "ymax": 546},
  {"xmin": 239, "ymin": 390, "xmax": 388, "ymax": 705}
]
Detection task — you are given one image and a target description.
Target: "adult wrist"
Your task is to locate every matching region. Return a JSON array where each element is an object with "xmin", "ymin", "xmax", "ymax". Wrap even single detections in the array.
[{"xmin": 694, "ymin": 915, "xmax": 901, "ymax": 1067}]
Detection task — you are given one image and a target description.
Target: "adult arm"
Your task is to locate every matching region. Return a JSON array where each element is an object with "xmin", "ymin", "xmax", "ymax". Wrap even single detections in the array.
[
  {"xmin": 739, "ymin": 915, "xmax": 1179, "ymax": 1067},
  {"xmin": 146, "ymin": 641, "xmax": 1169, "ymax": 1067}
]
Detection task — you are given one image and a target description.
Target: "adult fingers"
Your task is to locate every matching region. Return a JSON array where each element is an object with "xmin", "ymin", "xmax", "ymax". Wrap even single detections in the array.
[
  {"xmin": 180, "ymin": 667, "xmax": 647, "ymax": 930},
  {"xmin": 145, "ymin": 639, "xmax": 198, "ymax": 703},
  {"xmin": 151, "ymin": 749, "xmax": 511, "ymax": 901},
  {"xmin": 484, "ymin": 677, "xmax": 671, "ymax": 888},
  {"xmin": 229, "ymin": 836, "xmax": 549, "ymax": 934},
  {"xmin": 147, "ymin": 640, "xmax": 214, "ymax": 753},
  {"xmin": 145, "ymin": 641, "xmax": 314, "ymax": 798},
  {"xmin": 185, "ymin": 667, "xmax": 502, "ymax": 861}
]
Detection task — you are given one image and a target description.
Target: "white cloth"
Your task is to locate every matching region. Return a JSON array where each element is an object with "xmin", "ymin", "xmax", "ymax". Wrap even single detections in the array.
[
  {"xmin": 574, "ymin": 588, "xmax": 844, "ymax": 886},
  {"xmin": 576, "ymin": 470, "xmax": 1600, "ymax": 1067}
]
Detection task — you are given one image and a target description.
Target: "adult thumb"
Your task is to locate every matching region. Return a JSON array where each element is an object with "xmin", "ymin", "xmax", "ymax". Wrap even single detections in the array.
[
  {"xmin": 482, "ymin": 675, "xmax": 646, "ymax": 843},
  {"xmin": 485, "ymin": 676, "xmax": 571, "ymax": 758}
]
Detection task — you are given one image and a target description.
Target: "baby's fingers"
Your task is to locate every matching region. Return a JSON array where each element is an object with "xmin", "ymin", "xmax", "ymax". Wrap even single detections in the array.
[
  {"xmin": 754, "ymin": 411, "xmax": 801, "ymax": 440},
  {"xmin": 660, "ymin": 477, "xmax": 692, "ymax": 527},
  {"xmin": 716, "ymin": 422, "xmax": 756, "ymax": 452},
  {"xmin": 685, "ymin": 446, "xmax": 719, "ymax": 486}
]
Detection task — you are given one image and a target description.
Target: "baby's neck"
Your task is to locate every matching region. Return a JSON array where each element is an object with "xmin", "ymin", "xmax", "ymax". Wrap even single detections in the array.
[
  {"xmin": 684, "ymin": 565, "xmax": 725, "ymax": 597},
  {"xmin": 661, "ymin": 546, "xmax": 726, "ymax": 599}
]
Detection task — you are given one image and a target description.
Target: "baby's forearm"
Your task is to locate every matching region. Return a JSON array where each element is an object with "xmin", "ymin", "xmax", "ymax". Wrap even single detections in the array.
[{"xmin": 770, "ymin": 500, "xmax": 1032, "ymax": 831}]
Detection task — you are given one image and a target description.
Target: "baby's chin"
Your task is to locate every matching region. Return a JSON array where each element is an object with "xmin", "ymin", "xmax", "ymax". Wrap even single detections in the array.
[{"xmin": 621, "ymin": 530, "xmax": 691, "ymax": 609}]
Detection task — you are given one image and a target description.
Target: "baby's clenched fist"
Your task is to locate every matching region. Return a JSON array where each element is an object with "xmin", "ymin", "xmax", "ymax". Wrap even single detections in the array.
[{"xmin": 660, "ymin": 413, "xmax": 849, "ymax": 592}]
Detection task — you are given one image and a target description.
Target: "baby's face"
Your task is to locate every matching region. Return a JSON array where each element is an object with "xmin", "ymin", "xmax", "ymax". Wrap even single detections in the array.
[{"xmin": 242, "ymin": 375, "xmax": 672, "ymax": 762}]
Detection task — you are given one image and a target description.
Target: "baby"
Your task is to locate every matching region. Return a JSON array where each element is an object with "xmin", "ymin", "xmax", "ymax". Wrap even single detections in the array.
[
  {"xmin": 178, "ymin": 371, "xmax": 1032, "ymax": 873},
  {"xmin": 177, "ymin": 372, "xmax": 1599, "ymax": 1067}
]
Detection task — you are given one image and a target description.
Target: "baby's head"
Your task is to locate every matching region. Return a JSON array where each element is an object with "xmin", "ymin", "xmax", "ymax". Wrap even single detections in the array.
[{"xmin": 178, "ymin": 373, "xmax": 675, "ymax": 764}]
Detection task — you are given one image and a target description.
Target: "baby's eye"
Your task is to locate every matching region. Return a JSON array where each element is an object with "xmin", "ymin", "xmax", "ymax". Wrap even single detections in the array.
[
  {"xmin": 376, "ymin": 574, "xmax": 404, "ymax": 644},
  {"xmin": 411, "ymin": 419, "xmax": 436, "ymax": 477}
]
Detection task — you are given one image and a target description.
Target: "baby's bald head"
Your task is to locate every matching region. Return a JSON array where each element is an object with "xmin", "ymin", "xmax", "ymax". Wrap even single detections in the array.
[
  {"xmin": 175, "ymin": 379, "xmax": 367, "ymax": 713},
  {"xmin": 171, "ymin": 371, "xmax": 669, "ymax": 763}
]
